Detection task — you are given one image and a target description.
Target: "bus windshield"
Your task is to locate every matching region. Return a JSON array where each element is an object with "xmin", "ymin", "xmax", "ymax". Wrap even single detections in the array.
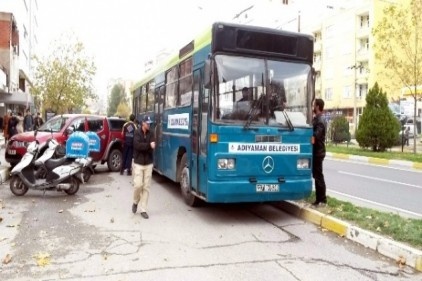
[{"xmin": 214, "ymin": 55, "xmax": 312, "ymax": 128}]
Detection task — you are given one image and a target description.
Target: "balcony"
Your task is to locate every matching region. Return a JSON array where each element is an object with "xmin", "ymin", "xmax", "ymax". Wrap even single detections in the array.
[
  {"xmin": 356, "ymin": 49, "xmax": 369, "ymax": 62},
  {"xmin": 313, "ymin": 60, "xmax": 321, "ymax": 71},
  {"xmin": 356, "ymin": 72, "xmax": 369, "ymax": 84},
  {"xmin": 356, "ymin": 27, "xmax": 370, "ymax": 39},
  {"xmin": 314, "ymin": 41, "xmax": 322, "ymax": 53}
]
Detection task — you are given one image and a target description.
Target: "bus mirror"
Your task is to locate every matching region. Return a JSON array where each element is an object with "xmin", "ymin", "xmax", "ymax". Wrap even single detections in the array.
[{"xmin": 204, "ymin": 59, "xmax": 211, "ymax": 89}]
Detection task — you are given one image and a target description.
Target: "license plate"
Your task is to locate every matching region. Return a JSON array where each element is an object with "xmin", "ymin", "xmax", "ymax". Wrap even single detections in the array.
[
  {"xmin": 7, "ymin": 149, "xmax": 16, "ymax": 155},
  {"xmin": 256, "ymin": 184, "xmax": 279, "ymax": 192}
]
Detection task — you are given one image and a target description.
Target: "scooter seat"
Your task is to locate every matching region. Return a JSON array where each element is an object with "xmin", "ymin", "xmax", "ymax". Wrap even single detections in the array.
[{"xmin": 45, "ymin": 157, "xmax": 68, "ymax": 170}]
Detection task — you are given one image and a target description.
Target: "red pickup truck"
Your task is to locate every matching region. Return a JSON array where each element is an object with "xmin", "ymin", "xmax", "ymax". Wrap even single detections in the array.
[{"xmin": 5, "ymin": 114, "xmax": 126, "ymax": 172}]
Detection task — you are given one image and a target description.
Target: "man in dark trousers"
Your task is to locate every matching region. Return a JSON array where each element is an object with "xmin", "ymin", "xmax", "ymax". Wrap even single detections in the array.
[
  {"xmin": 121, "ymin": 114, "xmax": 136, "ymax": 175},
  {"xmin": 132, "ymin": 115, "xmax": 155, "ymax": 219},
  {"xmin": 312, "ymin": 98, "xmax": 327, "ymax": 207}
]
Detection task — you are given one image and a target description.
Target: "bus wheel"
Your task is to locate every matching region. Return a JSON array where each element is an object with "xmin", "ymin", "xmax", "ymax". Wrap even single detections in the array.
[{"xmin": 180, "ymin": 155, "xmax": 199, "ymax": 207}]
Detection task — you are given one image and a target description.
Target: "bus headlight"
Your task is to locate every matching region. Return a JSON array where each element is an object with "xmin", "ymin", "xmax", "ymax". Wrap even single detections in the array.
[
  {"xmin": 297, "ymin": 158, "xmax": 310, "ymax": 169},
  {"xmin": 217, "ymin": 159, "xmax": 236, "ymax": 170}
]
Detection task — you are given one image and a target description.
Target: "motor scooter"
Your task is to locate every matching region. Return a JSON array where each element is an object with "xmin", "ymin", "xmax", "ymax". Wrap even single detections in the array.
[
  {"xmin": 9, "ymin": 137, "xmax": 92, "ymax": 196},
  {"xmin": 34, "ymin": 137, "xmax": 94, "ymax": 183}
]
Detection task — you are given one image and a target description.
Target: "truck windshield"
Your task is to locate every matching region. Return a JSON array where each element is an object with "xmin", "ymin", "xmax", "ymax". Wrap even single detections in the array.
[
  {"xmin": 37, "ymin": 115, "xmax": 69, "ymax": 132},
  {"xmin": 213, "ymin": 55, "xmax": 312, "ymax": 128}
]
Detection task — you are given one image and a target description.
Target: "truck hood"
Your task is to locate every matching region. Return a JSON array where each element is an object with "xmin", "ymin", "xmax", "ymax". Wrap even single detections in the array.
[{"xmin": 9, "ymin": 131, "xmax": 63, "ymax": 144}]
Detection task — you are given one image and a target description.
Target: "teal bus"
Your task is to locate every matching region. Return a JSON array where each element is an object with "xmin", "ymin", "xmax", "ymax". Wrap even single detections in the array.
[{"xmin": 132, "ymin": 22, "xmax": 315, "ymax": 206}]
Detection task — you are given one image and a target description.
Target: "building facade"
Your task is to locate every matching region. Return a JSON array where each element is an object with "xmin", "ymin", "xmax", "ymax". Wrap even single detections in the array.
[{"xmin": 0, "ymin": 0, "xmax": 38, "ymax": 117}]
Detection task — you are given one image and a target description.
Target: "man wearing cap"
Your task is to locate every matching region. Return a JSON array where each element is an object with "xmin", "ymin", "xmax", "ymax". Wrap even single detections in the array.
[
  {"xmin": 132, "ymin": 115, "xmax": 155, "ymax": 219},
  {"xmin": 120, "ymin": 114, "xmax": 136, "ymax": 175}
]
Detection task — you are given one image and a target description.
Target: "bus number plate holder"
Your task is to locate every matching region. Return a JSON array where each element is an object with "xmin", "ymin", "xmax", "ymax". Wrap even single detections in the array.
[{"xmin": 256, "ymin": 184, "xmax": 279, "ymax": 192}]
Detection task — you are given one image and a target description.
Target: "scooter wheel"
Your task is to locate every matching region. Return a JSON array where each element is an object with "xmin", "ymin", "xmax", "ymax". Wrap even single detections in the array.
[
  {"xmin": 64, "ymin": 176, "xmax": 80, "ymax": 195},
  {"xmin": 10, "ymin": 176, "xmax": 29, "ymax": 196},
  {"xmin": 82, "ymin": 167, "xmax": 92, "ymax": 183}
]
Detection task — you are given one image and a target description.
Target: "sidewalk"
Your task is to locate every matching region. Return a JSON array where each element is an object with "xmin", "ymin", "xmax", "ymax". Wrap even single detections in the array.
[{"xmin": 275, "ymin": 201, "xmax": 422, "ymax": 272}]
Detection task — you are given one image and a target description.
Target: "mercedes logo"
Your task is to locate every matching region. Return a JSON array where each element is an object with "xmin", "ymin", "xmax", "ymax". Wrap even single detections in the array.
[{"xmin": 262, "ymin": 156, "xmax": 275, "ymax": 174}]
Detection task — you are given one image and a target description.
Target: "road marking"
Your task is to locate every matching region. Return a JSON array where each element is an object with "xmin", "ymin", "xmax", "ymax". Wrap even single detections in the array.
[
  {"xmin": 338, "ymin": 171, "xmax": 422, "ymax": 190},
  {"xmin": 328, "ymin": 190, "xmax": 422, "ymax": 219},
  {"xmin": 327, "ymin": 158, "xmax": 422, "ymax": 173}
]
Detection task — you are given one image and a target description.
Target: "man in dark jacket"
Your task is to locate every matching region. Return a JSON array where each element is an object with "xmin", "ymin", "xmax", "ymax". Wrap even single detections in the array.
[
  {"xmin": 132, "ymin": 115, "xmax": 155, "ymax": 219},
  {"xmin": 312, "ymin": 98, "xmax": 327, "ymax": 207},
  {"xmin": 120, "ymin": 114, "xmax": 136, "ymax": 175}
]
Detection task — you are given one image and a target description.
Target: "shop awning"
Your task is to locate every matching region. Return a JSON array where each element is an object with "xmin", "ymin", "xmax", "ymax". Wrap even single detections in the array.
[{"xmin": 0, "ymin": 91, "xmax": 34, "ymax": 106}]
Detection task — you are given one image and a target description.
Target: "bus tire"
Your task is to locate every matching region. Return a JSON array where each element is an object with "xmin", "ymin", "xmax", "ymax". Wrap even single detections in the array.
[{"xmin": 180, "ymin": 154, "xmax": 199, "ymax": 207}]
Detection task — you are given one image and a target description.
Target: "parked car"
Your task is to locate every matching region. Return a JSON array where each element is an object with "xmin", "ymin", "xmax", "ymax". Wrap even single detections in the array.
[{"xmin": 5, "ymin": 114, "xmax": 126, "ymax": 171}]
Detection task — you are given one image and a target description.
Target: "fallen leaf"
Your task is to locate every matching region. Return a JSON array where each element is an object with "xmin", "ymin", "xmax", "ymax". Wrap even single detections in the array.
[
  {"xmin": 33, "ymin": 252, "xmax": 51, "ymax": 267},
  {"xmin": 6, "ymin": 224, "xmax": 15, "ymax": 228},
  {"xmin": 110, "ymin": 218, "xmax": 114, "ymax": 223},
  {"xmin": 0, "ymin": 217, "xmax": 3, "ymax": 223},
  {"xmin": 2, "ymin": 254, "xmax": 12, "ymax": 264},
  {"xmin": 396, "ymin": 255, "xmax": 406, "ymax": 269},
  {"xmin": 58, "ymin": 210, "xmax": 63, "ymax": 213}
]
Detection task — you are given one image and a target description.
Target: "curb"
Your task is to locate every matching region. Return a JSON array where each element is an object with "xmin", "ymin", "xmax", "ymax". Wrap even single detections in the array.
[
  {"xmin": 0, "ymin": 166, "xmax": 10, "ymax": 184},
  {"xmin": 326, "ymin": 152, "xmax": 422, "ymax": 170},
  {"xmin": 275, "ymin": 201, "xmax": 422, "ymax": 272}
]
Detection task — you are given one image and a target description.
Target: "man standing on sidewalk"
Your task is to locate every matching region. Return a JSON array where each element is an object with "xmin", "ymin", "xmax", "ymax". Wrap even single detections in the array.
[
  {"xmin": 312, "ymin": 98, "xmax": 327, "ymax": 207},
  {"xmin": 132, "ymin": 115, "xmax": 155, "ymax": 219}
]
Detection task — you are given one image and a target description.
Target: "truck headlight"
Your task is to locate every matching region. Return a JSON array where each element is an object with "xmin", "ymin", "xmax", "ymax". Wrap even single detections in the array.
[
  {"xmin": 217, "ymin": 159, "xmax": 235, "ymax": 170},
  {"xmin": 297, "ymin": 158, "xmax": 310, "ymax": 169}
]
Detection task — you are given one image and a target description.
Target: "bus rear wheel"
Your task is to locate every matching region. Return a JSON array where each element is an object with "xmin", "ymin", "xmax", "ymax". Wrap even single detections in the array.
[{"xmin": 180, "ymin": 155, "xmax": 199, "ymax": 207}]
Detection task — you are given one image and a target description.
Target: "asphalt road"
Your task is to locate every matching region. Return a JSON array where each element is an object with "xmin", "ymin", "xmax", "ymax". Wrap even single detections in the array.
[
  {"xmin": 0, "ymin": 165, "xmax": 420, "ymax": 280},
  {"xmin": 325, "ymin": 158, "xmax": 422, "ymax": 219}
]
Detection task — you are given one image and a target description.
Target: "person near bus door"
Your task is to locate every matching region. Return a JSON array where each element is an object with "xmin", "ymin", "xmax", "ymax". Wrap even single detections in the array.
[
  {"xmin": 120, "ymin": 114, "xmax": 136, "ymax": 175},
  {"xmin": 132, "ymin": 115, "xmax": 155, "ymax": 219},
  {"xmin": 312, "ymin": 98, "xmax": 327, "ymax": 207}
]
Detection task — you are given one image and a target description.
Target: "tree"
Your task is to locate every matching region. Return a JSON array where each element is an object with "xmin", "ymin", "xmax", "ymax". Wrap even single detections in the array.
[
  {"xmin": 31, "ymin": 35, "xmax": 97, "ymax": 114},
  {"xmin": 356, "ymin": 83, "xmax": 400, "ymax": 152},
  {"xmin": 330, "ymin": 116, "xmax": 351, "ymax": 144},
  {"xmin": 373, "ymin": 0, "xmax": 422, "ymax": 153},
  {"xmin": 107, "ymin": 83, "xmax": 126, "ymax": 116},
  {"xmin": 116, "ymin": 102, "xmax": 131, "ymax": 119}
]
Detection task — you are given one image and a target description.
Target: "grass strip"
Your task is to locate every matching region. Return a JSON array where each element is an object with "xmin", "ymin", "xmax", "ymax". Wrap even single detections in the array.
[
  {"xmin": 327, "ymin": 144, "xmax": 422, "ymax": 163},
  {"xmin": 304, "ymin": 193, "xmax": 422, "ymax": 250}
]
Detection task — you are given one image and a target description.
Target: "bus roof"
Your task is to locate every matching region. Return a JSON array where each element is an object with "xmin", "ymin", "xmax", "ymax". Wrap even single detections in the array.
[{"xmin": 131, "ymin": 26, "xmax": 212, "ymax": 91}]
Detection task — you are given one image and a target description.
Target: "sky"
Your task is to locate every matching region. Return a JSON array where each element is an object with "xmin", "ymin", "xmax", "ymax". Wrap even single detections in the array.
[{"xmin": 37, "ymin": 0, "xmax": 249, "ymax": 99}]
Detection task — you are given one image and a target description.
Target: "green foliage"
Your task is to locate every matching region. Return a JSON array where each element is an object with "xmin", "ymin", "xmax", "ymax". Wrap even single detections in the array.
[
  {"xmin": 373, "ymin": 0, "xmax": 422, "ymax": 153},
  {"xmin": 31, "ymin": 34, "xmax": 97, "ymax": 114},
  {"xmin": 116, "ymin": 102, "xmax": 131, "ymax": 119},
  {"xmin": 107, "ymin": 83, "xmax": 126, "ymax": 116},
  {"xmin": 330, "ymin": 116, "xmax": 351, "ymax": 143},
  {"xmin": 356, "ymin": 83, "xmax": 400, "ymax": 151}
]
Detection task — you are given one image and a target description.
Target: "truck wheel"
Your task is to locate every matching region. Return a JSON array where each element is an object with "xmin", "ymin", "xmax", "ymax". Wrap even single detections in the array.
[
  {"xmin": 64, "ymin": 176, "xmax": 80, "ymax": 195},
  {"xmin": 10, "ymin": 176, "xmax": 29, "ymax": 196},
  {"xmin": 107, "ymin": 149, "xmax": 122, "ymax": 172},
  {"xmin": 179, "ymin": 154, "xmax": 199, "ymax": 207}
]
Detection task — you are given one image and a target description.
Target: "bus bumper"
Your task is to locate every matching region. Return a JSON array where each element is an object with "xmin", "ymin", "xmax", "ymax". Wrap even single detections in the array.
[{"xmin": 205, "ymin": 178, "xmax": 312, "ymax": 203}]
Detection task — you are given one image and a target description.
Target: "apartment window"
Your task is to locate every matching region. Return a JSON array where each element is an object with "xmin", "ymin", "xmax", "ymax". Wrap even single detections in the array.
[
  {"xmin": 359, "ymin": 38, "xmax": 369, "ymax": 51},
  {"xmin": 343, "ymin": 86, "xmax": 352, "ymax": 99},
  {"xmin": 325, "ymin": 88, "xmax": 333, "ymax": 101},
  {"xmin": 357, "ymin": 84, "xmax": 368, "ymax": 99}
]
